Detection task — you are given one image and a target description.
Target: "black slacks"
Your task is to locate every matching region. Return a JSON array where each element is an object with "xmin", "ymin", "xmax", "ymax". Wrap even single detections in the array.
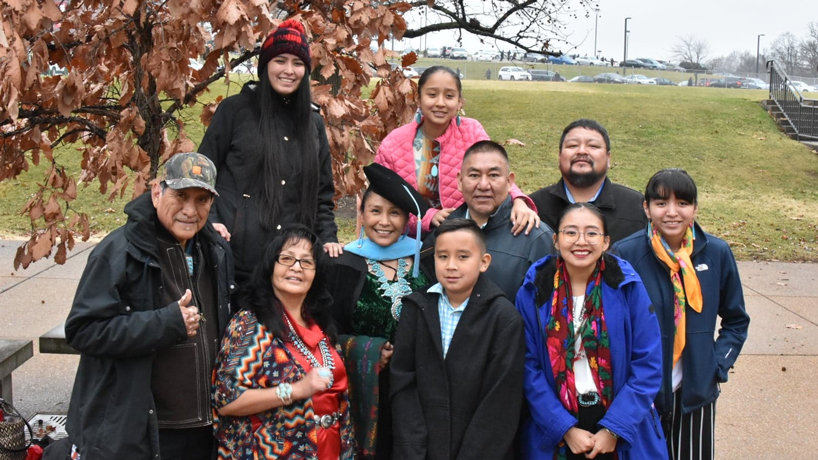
[{"xmin": 159, "ymin": 426, "xmax": 214, "ymax": 460}]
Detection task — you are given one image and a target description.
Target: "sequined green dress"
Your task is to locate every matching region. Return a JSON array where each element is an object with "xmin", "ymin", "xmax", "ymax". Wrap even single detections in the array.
[
  {"xmin": 334, "ymin": 256, "xmax": 429, "ymax": 459},
  {"xmin": 351, "ymin": 269, "xmax": 429, "ymax": 342}
]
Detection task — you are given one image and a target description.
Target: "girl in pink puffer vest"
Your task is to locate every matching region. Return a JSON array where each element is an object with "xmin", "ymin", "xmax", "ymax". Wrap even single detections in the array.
[{"xmin": 375, "ymin": 66, "xmax": 539, "ymax": 236}]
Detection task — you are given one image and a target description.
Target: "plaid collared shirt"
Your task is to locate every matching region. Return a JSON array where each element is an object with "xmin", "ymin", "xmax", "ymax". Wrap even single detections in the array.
[{"xmin": 428, "ymin": 283, "xmax": 470, "ymax": 358}]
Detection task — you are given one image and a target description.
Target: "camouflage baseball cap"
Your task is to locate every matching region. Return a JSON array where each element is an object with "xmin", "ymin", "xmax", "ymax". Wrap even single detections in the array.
[{"xmin": 161, "ymin": 153, "xmax": 219, "ymax": 196}]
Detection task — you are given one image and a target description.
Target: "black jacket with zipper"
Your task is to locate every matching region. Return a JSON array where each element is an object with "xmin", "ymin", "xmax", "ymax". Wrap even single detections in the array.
[
  {"xmin": 65, "ymin": 192, "xmax": 236, "ymax": 460},
  {"xmin": 198, "ymin": 81, "xmax": 338, "ymax": 284}
]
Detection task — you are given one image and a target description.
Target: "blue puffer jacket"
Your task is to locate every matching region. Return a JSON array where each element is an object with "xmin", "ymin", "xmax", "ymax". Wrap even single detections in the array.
[
  {"xmin": 612, "ymin": 224, "xmax": 750, "ymax": 419},
  {"xmin": 516, "ymin": 254, "xmax": 667, "ymax": 460}
]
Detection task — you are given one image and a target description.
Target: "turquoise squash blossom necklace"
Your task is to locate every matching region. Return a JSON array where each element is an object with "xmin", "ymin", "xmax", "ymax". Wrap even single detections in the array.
[
  {"xmin": 369, "ymin": 258, "xmax": 413, "ymax": 320},
  {"xmin": 283, "ymin": 314, "xmax": 335, "ymax": 388}
]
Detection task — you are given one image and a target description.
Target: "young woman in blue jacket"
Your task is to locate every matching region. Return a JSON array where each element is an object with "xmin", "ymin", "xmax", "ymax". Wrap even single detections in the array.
[
  {"xmin": 517, "ymin": 203, "xmax": 666, "ymax": 460},
  {"xmin": 613, "ymin": 169, "xmax": 750, "ymax": 460}
]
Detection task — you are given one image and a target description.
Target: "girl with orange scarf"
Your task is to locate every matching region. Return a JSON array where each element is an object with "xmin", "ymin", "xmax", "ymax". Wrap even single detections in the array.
[{"xmin": 614, "ymin": 169, "xmax": 750, "ymax": 460}]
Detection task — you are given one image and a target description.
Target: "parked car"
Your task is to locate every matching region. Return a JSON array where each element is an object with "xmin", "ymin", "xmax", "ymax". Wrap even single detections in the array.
[
  {"xmin": 576, "ymin": 56, "xmax": 608, "ymax": 66},
  {"xmin": 498, "ymin": 66, "xmax": 532, "ymax": 81},
  {"xmin": 624, "ymin": 74, "xmax": 654, "ymax": 85},
  {"xmin": 568, "ymin": 75, "xmax": 595, "ymax": 83},
  {"xmin": 649, "ymin": 77, "xmax": 676, "ymax": 86},
  {"xmin": 426, "ymin": 47, "xmax": 441, "ymax": 58},
  {"xmin": 744, "ymin": 77, "xmax": 769, "ymax": 90},
  {"xmin": 450, "ymin": 47, "xmax": 469, "ymax": 60},
  {"xmin": 523, "ymin": 52, "xmax": 548, "ymax": 63},
  {"xmin": 413, "ymin": 66, "xmax": 428, "ymax": 75},
  {"xmin": 619, "ymin": 59, "xmax": 645, "ymax": 68},
  {"xmin": 706, "ymin": 77, "xmax": 747, "ymax": 88},
  {"xmin": 789, "ymin": 80, "xmax": 815, "ymax": 93},
  {"xmin": 473, "ymin": 50, "xmax": 497, "ymax": 61},
  {"xmin": 391, "ymin": 64, "xmax": 419, "ymax": 78},
  {"xmin": 635, "ymin": 58, "xmax": 664, "ymax": 70},
  {"xmin": 529, "ymin": 69, "xmax": 566, "ymax": 81},
  {"xmin": 548, "ymin": 55, "xmax": 576, "ymax": 65},
  {"xmin": 593, "ymin": 72, "xmax": 626, "ymax": 84},
  {"xmin": 657, "ymin": 60, "xmax": 686, "ymax": 72}
]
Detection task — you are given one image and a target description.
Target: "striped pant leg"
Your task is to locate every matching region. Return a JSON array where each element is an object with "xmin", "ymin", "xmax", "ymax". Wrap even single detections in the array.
[{"xmin": 667, "ymin": 390, "xmax": 716, "ymax": 460}]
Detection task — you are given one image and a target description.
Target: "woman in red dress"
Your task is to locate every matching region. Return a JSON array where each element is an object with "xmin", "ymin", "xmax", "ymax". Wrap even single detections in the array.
[{"xmin": 213, "ymin": 225, "xmax": 354, "ymax": 459}]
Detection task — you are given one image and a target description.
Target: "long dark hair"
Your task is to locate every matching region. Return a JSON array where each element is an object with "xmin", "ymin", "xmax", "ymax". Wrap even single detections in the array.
[
  {"xmin": 254, "ymin": 70, "xmax": 320, "ymax": 231},
  {"xmin": 238, "ymin": 225, "xmax": 336, "ymax": 343}
]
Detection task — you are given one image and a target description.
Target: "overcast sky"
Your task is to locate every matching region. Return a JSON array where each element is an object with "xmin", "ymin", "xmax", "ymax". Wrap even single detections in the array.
[{"xmin": 401, "ymin": 0, "xmax": 815, "ymax": 63}]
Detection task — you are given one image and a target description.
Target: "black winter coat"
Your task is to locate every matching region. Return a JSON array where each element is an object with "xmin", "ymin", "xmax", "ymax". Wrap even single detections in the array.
[
  {"xmin": 65, "ymin": 193, "xmax": 236, "ymax": 460},
  {"xmin": 530, "ymin": 177, "xmax": 647, "ymax": 244},
  {"xmin": 198, "ymin": 82, "xmax": 337, "ymax": 283},
  {"xmin": 390, "ymin": 274, "xmax": 525, "ymax": 460}
]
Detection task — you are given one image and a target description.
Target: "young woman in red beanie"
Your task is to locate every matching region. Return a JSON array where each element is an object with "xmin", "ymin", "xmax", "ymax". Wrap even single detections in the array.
[{"xmin": 199, "ymin": 19, "xmax": 342, "ymax": 286}]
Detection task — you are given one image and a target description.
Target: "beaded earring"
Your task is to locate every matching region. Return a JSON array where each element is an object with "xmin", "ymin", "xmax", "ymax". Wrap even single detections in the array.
[
  {"xmin": 456, "ymin": 115, "xmax": 461, "ymax": 126},
  {"xmin": 414, "ymin": 108, "xmax": 423, "ymax": 124}
]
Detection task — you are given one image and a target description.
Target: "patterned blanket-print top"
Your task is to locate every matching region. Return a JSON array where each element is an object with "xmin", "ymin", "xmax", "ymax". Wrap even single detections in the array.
[{"xmin": 212, "ymin": 309, "xmax": 355, "ymax": 460}]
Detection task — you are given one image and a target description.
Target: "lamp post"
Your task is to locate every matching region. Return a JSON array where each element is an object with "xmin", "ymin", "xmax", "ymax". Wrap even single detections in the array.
[
  {"xmin": 623, "ymin": 17, "xmax": 631, "ymax": 63},
  {"xmin": 756, "ymin": 33, "xmax": 765, "ymax": 75},
  {"xmin": 593, "ymin": 8, "xmax": 600, "ymax": 58}
]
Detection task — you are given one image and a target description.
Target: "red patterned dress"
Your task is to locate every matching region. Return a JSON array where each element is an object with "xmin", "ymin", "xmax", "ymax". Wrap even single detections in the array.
[{"xmin": 212, "ymin": 309, "xmax": 355, "ymax": 460}]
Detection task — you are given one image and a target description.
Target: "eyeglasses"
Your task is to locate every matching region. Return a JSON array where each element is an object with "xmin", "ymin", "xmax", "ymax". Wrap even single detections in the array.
[
  {"xmin": 558, "ymin": 229, "xmax": 605, "ymax": 245},
  {"xmin": 276, "ymin": 254, "xmax": 317, "ymax": 270}
]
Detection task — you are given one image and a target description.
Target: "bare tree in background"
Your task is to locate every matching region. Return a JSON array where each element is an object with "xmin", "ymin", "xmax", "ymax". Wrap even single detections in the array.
[
  {"xmin": 800, "ymin": 22, "xmax": 818, "ymax": 77},
  {"xmin": 402, "ymin": 0, "xmax": 596, "ymax": 54},
  {"xmin": 671, "ymin": 35, "xmax": 710, "ymax": 69},
  {"xmin": 770, "ymin": 32, "xmax": 801, "ymax": 75}
]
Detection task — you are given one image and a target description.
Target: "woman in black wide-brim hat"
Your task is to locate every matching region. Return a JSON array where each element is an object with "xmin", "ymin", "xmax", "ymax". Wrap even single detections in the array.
[{"xmin": 329, "ymin": 163, "xmax": 433, "ymax": 460}]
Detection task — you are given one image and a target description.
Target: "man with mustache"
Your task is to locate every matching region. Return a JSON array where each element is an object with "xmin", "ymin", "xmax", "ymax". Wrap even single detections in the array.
[
  {"xmin": 64, "ymin": 153, "xmax": 235, "ymax": 460},
  {"xmin": 531, "ymin": 119, "xmax": 647, "ymax": 243},
  {"xmin": 422, "ymin": 140, "xmax": 555, "ymax": 300}
]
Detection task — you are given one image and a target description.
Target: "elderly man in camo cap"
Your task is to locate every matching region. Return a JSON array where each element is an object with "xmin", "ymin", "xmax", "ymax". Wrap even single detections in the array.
[{"xmin": 63, "ymin": 153, "xmax": 236, "ymax": 460}]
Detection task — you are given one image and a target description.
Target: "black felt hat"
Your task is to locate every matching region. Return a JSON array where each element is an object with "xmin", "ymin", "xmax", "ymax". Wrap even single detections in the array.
[{"xmin": 363, "ymin": 163, "xmax": 430, "ymax": 218}]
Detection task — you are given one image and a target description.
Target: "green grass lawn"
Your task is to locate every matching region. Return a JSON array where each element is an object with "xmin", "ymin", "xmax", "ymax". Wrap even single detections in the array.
[{"xmin": 1, "ymin": 77, "xmax": 816, "ymax": 261}]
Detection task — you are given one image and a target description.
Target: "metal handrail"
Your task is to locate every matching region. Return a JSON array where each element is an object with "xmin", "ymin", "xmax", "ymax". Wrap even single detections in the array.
[{"xmin": 767, "ymin": 60, "xmax": 818, "ymax": 141}]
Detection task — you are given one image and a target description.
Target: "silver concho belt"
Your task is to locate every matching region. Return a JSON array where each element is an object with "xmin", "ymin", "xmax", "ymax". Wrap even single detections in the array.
[{"xmin": 314, "ymin": 412, "xmax": 340, "ymax": 429}]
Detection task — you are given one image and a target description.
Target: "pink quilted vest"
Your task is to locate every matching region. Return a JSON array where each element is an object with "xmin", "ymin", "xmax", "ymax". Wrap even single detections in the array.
[{"xmin": 375, "ymin": 117, "xmax": 534, "ymax": 233}]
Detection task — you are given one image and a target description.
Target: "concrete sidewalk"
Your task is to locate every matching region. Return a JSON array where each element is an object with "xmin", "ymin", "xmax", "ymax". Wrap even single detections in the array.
[{"xmin": 0, "ymin": 239, "xmax": 815, "ymax": 459}]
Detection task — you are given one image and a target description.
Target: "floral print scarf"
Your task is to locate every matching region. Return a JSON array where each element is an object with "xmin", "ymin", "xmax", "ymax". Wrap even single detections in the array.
[{"xmin": 546, "ymin": 257, "xmax": 614, "ymax": 459}]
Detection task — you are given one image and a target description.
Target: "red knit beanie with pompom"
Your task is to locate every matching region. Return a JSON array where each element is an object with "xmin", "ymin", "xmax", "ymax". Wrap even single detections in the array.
[{"xmin": 257, "ymin": 19, "xmax": 311, "ymax": 79}]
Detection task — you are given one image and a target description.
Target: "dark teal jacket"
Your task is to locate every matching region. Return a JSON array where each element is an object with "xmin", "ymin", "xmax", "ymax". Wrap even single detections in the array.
[{"xmin": 613, "ymin": 224, "xmax": 750, "ymax": 418}]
